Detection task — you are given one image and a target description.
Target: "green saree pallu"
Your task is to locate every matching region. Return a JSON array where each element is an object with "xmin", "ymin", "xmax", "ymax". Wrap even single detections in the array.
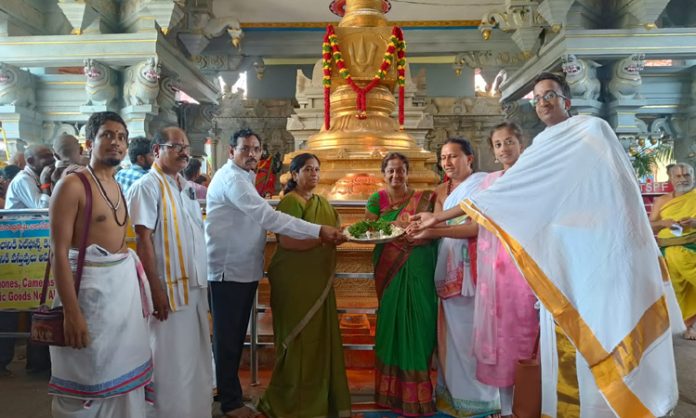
[
  {"xmin": 258, "ymin": 193, "xmax": 351, "ymax": 418},
  {"xmin": 367, "ymin": 190, "xmax": 439, "ymax": 416}
]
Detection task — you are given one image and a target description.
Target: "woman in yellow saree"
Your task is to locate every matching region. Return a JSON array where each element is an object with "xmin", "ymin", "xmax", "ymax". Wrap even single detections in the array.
[
  {"xmin": 366, "ymin": 152, "xmax": 438, "ymax": 416},
  {"xmin": 258, "ymin": 153, "xmax": 351, "ymax": 418}
]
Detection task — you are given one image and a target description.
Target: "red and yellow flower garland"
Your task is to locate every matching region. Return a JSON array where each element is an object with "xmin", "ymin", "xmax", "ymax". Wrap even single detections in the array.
[{"xmin": 322, "ymin": 24, "xmax": 406, "ymax": 130}]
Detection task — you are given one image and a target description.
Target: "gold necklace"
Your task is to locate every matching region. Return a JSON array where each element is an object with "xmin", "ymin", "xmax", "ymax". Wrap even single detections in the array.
[{"xmin": 388, "ymin": 188, "xmax": 411, "ymax": 210}]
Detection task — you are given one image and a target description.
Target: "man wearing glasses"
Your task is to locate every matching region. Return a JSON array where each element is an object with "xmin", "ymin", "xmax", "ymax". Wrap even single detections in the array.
[
  {"xmin": 411, "ymin": 72, "xmax": 679, "ymax": 417},
  {"xmin": 206, "ymin": 128, "xmax": 345, "ymax": 418},
  {"xmin": 128, "ymin": 126, "xmax": 213, "ymax": 418}
]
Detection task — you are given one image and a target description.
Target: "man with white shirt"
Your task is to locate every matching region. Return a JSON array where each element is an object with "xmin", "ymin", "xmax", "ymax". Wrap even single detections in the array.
[
  {"xmin": 4, "ymin": 144, "xmax": 55, "ymax": 209},
  {"xmin": 206, "ymin": 128, "xmax": 344, "ymax": 418},
  {"xmin": 4, "ymin": 143, "xmax": 55, "ymax": 375},
  {"xmin": 128, "ymin": 127, "xmax": 213, "ymax": 418}
]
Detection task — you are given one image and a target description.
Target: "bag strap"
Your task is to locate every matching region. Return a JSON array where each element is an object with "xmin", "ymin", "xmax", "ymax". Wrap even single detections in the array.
[{"xmin": 39, "ymin": 171, "xmax": 93, "ymax": 305}]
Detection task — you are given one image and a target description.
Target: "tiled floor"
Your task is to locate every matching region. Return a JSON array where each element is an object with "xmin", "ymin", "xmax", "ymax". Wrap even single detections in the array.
[{"xmin": 2, "ymin": 338, "xmax": 696, "ymax": 417}]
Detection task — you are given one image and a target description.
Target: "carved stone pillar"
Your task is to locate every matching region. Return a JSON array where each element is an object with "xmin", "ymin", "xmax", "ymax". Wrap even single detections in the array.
[
  {"xmin": 80, "ymin": 59, "xmax": 119, "ymax": 115},
  {"xmin": 606, "ymin": 54, "xmax": 646, "ymax": 136},
  {"xmin": 561, "ymin": 54, "xmax": 603, "ymax": 117},
  {"xmin": 153, "ymin": 75, "xmax": 180, "ymax": 130},
  {"xmin": 213, "ymin": 92, "xmax": 295, "ymax": 171},
  {"xmin": 425, "ymin": 97, "xmax": 506, "ymax": 173},
  {"xmin": 180, "ymin": 103, "xmax": 217, "ymax": 157},
  {"xmin": 120, "ymin": 58, "xmax": 162, "ymax": 137},
  {"xmin": 0, "ymin": 64, "xmax": 42, "ymax": 144}
]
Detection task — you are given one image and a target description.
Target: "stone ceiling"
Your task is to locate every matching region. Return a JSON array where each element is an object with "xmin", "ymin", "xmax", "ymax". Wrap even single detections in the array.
[{"xmin": 211, "ymin": 0, "xmax": 505, "ymax": 23}]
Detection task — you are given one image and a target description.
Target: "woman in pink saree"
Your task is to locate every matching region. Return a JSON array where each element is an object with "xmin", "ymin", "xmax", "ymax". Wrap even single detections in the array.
[{"xmin": 473, "ymin": 121, "xmax": 539, "ymax": 418}]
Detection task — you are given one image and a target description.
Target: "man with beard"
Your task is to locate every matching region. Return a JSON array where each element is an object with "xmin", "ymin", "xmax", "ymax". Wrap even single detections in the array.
[
  {"xmin": 49, "ymin": 111, "xmax": 152, "ymax": 417},
  {"xmin": 411, "ymin": 72, "xmax": 678, "ymax": 417},
  {"xmin": 206, "ymin": 128, "xmax": 345, "ymax": 418},
  {"xmin": 115, "ymin": 136, "xmax": 153, "ymax": 194},
  {"xmin": 127, "ymin": 127, "xmax": 213, "ymax": 418},
  {"xmin": 651, "ymin": 162, "xmax": 696, "ymax": 340}
]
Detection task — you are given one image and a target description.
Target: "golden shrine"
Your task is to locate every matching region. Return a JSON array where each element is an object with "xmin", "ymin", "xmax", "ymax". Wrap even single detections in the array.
[{"xmin": 282, "ymin": 0, "xmax": 439, "ymax": 200}]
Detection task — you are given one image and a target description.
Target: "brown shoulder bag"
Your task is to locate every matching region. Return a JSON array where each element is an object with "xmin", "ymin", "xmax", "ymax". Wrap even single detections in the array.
[{"xmin": 30, "ymin": 172, "xmax": 92, "ymax": 346}]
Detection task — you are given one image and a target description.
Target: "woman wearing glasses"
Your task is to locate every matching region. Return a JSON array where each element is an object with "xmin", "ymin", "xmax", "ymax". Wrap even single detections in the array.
[{"xmin": 258, "ymin": 153, "xmax": 351, "ymax": 418}]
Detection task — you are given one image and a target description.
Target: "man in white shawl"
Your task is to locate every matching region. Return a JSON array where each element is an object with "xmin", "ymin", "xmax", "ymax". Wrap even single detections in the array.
[
  {"xmin": 128, "ymin": 127, "xmax": 213, "ymax": 418},
  {"xmin": 49, "ymin": 111, "xmax": 152, "ymax": 418},
  {"xmin": 411, "ymin": 72, "xmax": 679, "ymax": 417}
]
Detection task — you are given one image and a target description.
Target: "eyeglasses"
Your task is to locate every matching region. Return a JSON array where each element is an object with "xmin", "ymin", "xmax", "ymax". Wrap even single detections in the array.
[
  {"xmin": 236, "ymin": 146, "xmax": 262, "ymax": 154},
  {"xmin": 529, "ymin": 90, "xmax": 567, "ymax": 107},
  {"xmin": 161, "ymin": 143, "xmax": 191, "ymax": 153}
]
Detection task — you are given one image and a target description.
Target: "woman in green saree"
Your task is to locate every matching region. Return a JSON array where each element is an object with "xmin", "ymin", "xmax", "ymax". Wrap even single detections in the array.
[
  {"xmin": 365, "ymin": 152, "xmax": 439, "ymax": 416},
  {"xmin": 258, "ymin": 153, "xmax": 351, "ymax": 418}
]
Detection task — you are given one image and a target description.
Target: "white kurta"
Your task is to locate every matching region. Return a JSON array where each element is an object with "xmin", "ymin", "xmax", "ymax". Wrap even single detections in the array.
[
  {"xmin": 461, "ymin": 115, "xmax": 679, "ymax": 418},
  {"xmin": 128, "ymin": 168, "xmax": 213, "ymax": 418}
]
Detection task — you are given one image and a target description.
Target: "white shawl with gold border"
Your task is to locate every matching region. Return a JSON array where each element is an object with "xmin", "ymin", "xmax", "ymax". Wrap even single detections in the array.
[{"xmin": 461, "ymin": 115, "xmax": 678, "ymax": 418}]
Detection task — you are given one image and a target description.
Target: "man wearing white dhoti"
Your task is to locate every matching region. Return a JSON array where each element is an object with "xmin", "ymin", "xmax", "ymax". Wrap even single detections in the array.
[
  {"xmin": 128, "ymin": 127, "xmax": 213, "ymax": 418},
  {"xmin": 411, "ymin": 72, "xmax": 679, "ymax": 418},
  {"xmin": 49, "ymin": 111, "xmax": 152, "ymax": 418}
]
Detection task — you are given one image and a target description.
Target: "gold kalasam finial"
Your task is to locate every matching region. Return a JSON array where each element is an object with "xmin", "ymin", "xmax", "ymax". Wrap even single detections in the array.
[{"xmin": 339, "ymin": 0, "xmax": 388, "ymax": 27}]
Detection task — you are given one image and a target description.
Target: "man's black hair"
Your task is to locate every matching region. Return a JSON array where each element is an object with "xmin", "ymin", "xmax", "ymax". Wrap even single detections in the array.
[
  {"xmin": 152, "ymin": 126, "xmax": 182, "ymax": 145},
  {"xmin": 84, "ymin": 111, "xmax": 128, "ymax": 141},
  {"xmin": 533, "ymin": 72, "xmax": 571, "ymax": 99},
  {"xmin": 230, "ymin": 128, "xmax": 261, "ymax": 147},
  {"xmin": 183, "ymin": 158, "xmax": 202, "ymax": 180},
  {"xmin": 127, "ymin": 136, "xmax": 152, "ymax": 164}
]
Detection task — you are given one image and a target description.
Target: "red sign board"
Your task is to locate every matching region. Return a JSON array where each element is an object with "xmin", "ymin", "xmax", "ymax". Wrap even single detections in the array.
[{"xmin": 640, "ymin": 182, "xmax": 672, "ymax": 194}]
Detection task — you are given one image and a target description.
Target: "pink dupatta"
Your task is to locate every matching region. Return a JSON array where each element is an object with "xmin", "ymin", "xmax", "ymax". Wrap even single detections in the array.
[
  {"xmin": 473, "ymin": 171, "xmax": 504, "ymax": 365},
  {"xmin": 473, "ymin": 171, "xmax": 540, "ymax": 386}
]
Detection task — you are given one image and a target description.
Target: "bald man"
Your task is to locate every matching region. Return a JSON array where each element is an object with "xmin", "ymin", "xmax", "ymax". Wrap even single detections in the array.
[
  {"xmin": 8, "ymin": 152, "xmax": 25, "ymax": 169},
  {"xmin": 51, "ymin": 134, "xmax": 85, "ymax": 185},
  {"xmin": 4, "ymin": 144, "xmax": 54, "ymax": 209}
]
